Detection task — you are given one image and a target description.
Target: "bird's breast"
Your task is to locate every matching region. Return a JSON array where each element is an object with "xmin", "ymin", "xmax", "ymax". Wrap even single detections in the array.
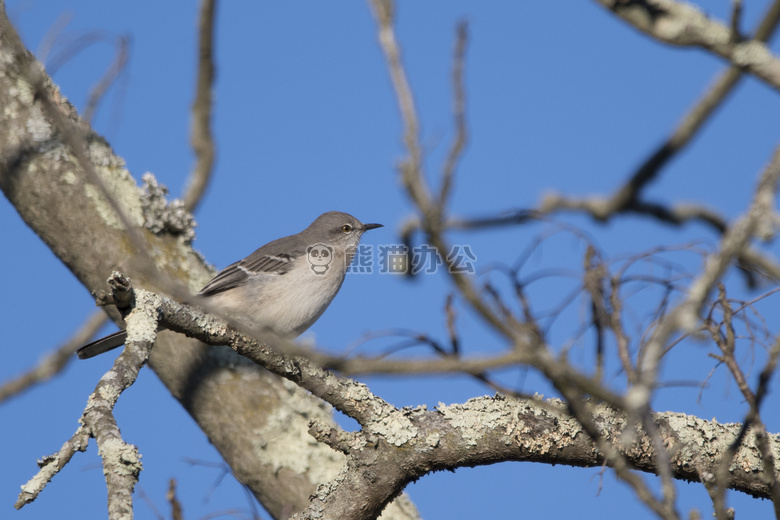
[{"xmin": 206, "ymin": 266, "xmax": 347, "ymax": 338}]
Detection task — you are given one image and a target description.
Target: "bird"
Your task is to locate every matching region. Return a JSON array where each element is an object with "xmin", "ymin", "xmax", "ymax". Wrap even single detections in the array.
[{"xmin": 76, "ymin": 211, "xmax": 382, "ymax": 359}]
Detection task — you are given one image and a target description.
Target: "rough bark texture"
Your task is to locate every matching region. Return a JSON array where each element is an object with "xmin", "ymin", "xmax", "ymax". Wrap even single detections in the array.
[
  {"xmin": 138, "ymin": 290, "xmax": 780, "ymax": 517},
  {"xmin": 594, "ymin": 0, "xmax": 780, "ymax": 91}
]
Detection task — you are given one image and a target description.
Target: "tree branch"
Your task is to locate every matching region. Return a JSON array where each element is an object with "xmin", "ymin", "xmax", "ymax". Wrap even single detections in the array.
[
  {"xmin": 16, "ymin": 289, "xmax": 155, "ymax": 516},
  {"xmin": 183, "ymin": 0, "xmax": 217, "ymax": 212},
  {"xmin": 634, "ymin": 144, "xmax": 780, "ymax": 414},
  {"xmin": 0, "ymin": 310, "xmax": 107, "ymax": 404},
  {"xmin": 79, "ymin": 283, "xmax": 780, "ymax": 517},
  {"xmin": 593, "ymin": 0, "xmax": 780, "ymax": 92},
  {"xmin": 431, "ymin": 1, "xmax": 780, "ymax": 287}
]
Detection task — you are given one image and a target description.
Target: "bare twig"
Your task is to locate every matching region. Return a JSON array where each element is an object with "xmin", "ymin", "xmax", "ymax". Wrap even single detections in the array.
[
  {"xmin": 369, "ymin": 0, "xmax": 522, "ymax": 343},
  {"xmin": 16, "ymin": 288, "xmax": 157, "ymax": 514},
  {"xmin": 82, "ymin": 35, "xmax": 130, "ymax": 124},
  {"xmin": 583, "ymin": 246, "xmax": 608, "ymax": 381},
  {"xmin": 609, "ymin": 275, "xmax": 636, "ymax": 383},
  {"xmin": 635, "ymin": 144, "xmax": 780, "ymax": 415},
  {"xmin": 367, "ymin": 0, "xmax": 432, "ymax": 222},
  {"xmin": 437, "ymin": 1, "xmax": 780, "ymax": 287},
  {"xmin": 38, "ymin": 26, "xmax": 132, "ymax": 125},
  {"xmin": 15, "ymin": 426, "xmax": 90, "ymax": 508},
  {"xmin": 564, "ymin": 385, "xmax": 681, "ymax": 520},
  {"xmin": 439, "ymin": 21, "xmax": 468, "ymax": 210},
  {"xmin": 538, "ymin": 195, "xmax": 780, "ymax": 284},
  {"xmin": 183, "ymin": 0, "xmax": 217, "ymax": 212},
  {"xmin": 508, "ymin": 0, "xmax": 780, "ymax": 225},
  {"xmin": 136, "ymin": 486, "xmax": 166, "ymax": 520},
  {"xmin": 706, "ymin": 286, "xmax": 780, "ymax": 516},
  {"xmin": 444, "ymin": 293, "xmax": 459, "ymax": 355},
  {"xmin": 0, "ymin": 310, "xmax": 107, "ymax": 404},
  {"xmin": 168, "ymin": 479, "xmax": 184, "ymax": 520},
  {"xmin": 730, "ymin": 0, "xmax": 743, "ymax": 41}
]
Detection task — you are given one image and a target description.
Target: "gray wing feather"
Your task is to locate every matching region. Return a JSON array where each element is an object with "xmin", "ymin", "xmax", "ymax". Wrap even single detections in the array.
[
  {"xmin": 197, "ymin": 260, "xmax": 246, "ymax": 297},
  {"xmin": 197, "ymin": 234, "xmax": 306, "ymax": 297}
]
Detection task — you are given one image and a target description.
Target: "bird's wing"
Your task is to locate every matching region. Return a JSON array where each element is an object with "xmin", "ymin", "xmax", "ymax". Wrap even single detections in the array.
[{"xmin": 197, "ymin": 234, "xmax": 306, "ymax": 297}]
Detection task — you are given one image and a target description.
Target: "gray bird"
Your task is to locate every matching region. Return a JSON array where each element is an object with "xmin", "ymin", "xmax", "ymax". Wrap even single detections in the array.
[{"xmin": 77, "ymin": 211, "xmax": 382, "ymax": 359}]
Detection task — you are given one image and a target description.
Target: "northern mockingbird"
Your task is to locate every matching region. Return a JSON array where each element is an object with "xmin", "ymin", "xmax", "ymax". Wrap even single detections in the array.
[{"xmin": 77, "ymin": 211, "xmax": 382, "ymax": 359}]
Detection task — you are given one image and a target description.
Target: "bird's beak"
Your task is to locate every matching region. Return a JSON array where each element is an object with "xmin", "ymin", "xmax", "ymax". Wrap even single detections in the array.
[{"xmin": 362, "ymin": 223, "xmax": 383, "ymax": 232}]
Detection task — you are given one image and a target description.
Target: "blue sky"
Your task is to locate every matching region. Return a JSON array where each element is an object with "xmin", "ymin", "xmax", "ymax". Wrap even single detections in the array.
[{"xmin": 3, "ymin": 1, "xmax": 780, "ymax": 519}]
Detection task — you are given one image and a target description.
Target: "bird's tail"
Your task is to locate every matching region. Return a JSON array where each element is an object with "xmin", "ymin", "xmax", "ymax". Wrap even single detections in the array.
[{"xmin": 76, "ymin": 330, "xmax": 128, "ymax": 359}]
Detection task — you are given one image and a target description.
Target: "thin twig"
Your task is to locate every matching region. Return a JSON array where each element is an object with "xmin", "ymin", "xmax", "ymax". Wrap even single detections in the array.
[
  {"xmin": 706, "ymin": 286, "xmax": 780, "ymax": 516},
  {"xmin": 39, "ymin": 28, "xmax": 132, "ymax": 125},
  {"xmin": 730, "ymin": 0, "xmax": 743, "ymax": 42},
  {"xmin": 0, "ymin": 310, "xmax": 107, "ymax": 404},
  {"xmin": 14, "ymin": 426, "xmax": 90, "ymax": 508},
  {"xmin": 369, "ymin": 0, "xmax": 520, "ymax": 342},
  {"xmin": 609, "ymin": 275, "xmax": 636, "ymax": 383},
  {"xmin": 367, "ymin": 0, "xmax": 432, "ymax": 220},
  {"xmin": 16, "ymin": 289, "xmax": 156, "ymax": 512},
  {"xmin": 83, "ymin": 35, "xmax": 130, "ymax": 124},
  {"xmin": 439, "ymin": 21, "xmax": 468, "ymax": 210},
  {"xmin": 439, "ymin": 1, "xmax": 780, "ymax": 286},
  {"xmin": 635, "ymin": 144, "xmax": 780, "ymax": 414},
  {"xmin": 583, "ymin": 246, "xmax": 608, "ymax": 381},
  {"xmin": 183, "ymin": 0, "xmax": 217, "ymax": 212},
  {"xmin": 168, "ymin": 479, "xmax": 184, "ymax": 520}
]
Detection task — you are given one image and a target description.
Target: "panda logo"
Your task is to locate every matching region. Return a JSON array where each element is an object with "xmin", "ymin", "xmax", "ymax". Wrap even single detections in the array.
[{"xmin": 307, "ymin": 243, "xmax": 333, "ymax": 275}]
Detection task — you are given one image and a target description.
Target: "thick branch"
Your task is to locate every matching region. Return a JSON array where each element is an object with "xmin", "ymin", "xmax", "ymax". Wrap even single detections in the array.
[
  {"xmin": 113, "ymin": 286, "xmax": 780, "ymax": 516},
  {"xmin": 294, "ymin": 395, "xmax": 780, "ymax": 519},
  {"xmin": 594, "ymin": 0, "xmax": 780, "ymax": 92}
]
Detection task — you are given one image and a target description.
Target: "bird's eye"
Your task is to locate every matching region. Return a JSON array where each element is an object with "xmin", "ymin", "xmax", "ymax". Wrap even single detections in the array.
[{"xmin": 341, "ymin": 224, "xmax": 353, "ymax": 233}]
